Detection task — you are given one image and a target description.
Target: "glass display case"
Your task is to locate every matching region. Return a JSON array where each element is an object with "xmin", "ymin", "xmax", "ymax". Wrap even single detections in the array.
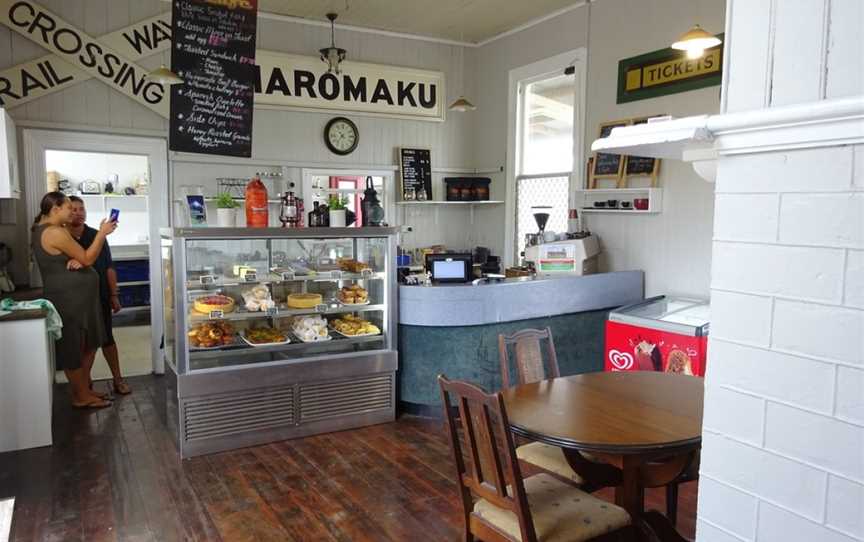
[{"xmin": 160, "ymin": 227, "xmax": 398, "ymax": 458}]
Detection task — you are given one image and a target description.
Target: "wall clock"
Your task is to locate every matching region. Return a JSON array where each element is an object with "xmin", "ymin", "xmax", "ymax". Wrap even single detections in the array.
[{"xmin": 324, "ymin": 117, "xmax": 359, "ymax": 155}]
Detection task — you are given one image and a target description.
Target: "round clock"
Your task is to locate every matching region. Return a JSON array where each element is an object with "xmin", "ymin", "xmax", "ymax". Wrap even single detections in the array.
[{"xmin": 324, "ymin": 117, "xmax": 359, "ymax": 155}]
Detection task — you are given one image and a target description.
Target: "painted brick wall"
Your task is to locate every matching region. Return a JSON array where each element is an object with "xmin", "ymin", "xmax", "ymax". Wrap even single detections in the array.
[{"xmin": 698, "ymin": 143, "xmax": 864, "ymax": 541}]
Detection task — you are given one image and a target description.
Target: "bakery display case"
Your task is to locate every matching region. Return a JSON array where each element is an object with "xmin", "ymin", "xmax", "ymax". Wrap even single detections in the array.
[{"xmin": 160, "ymin": 227, "xmax": 398, "ymax": 457}]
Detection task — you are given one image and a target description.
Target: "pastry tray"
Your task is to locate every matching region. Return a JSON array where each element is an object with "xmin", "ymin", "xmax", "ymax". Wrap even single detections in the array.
[
  {"xmin": 337, "ymin": 299, "xmax": 370, "ymax": 306},
  {"xmin": 189, "ymin": 335, "xmax": 242, "ymax": 351},
  {"xmin": 240, "ymin": 331, "xmax": 292, "ymax": 347},
  {"xmin": 291, "ymin": 330, "xmax": 333, "ymax": 343},
  {"xmin": 329, "ymin": 326, "xmax": 381, "ymax": 338}
]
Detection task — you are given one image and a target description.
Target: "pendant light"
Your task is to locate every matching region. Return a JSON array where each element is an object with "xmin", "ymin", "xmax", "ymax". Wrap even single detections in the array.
[
  {"xmin": 449, "ymin": 15, "xmax": 475, "ymax": 112},
  {"xmin": 671, "ymin": 24, "xmax": 722, "ymax": 59},
  {"xmin": 320, "ymin": 13, "xmax": 347, "ymax": 74},
  {"xmin": 147, "ymin": 65, "xmax": 184, "ymax": 85}
]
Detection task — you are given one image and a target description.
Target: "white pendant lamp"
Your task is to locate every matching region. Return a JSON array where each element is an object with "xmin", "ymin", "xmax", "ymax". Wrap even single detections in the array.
[
  {"xmin": 449, "ymin": 17, "xmax": 475, "ymax": 112},
  {"xmin": 671, "ymin": 24, "xmax": 722, "ymax": 59},
  {"xmin": 147, "ymin": 65, "xmax": 184, "ymax": 85}
]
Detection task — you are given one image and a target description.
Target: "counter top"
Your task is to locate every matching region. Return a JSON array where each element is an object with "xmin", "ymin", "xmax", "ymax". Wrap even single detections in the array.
[
  {"xmin": 399, "ymin": 270, "xmax": 644, "ymax": 327},
  {"xmin": 0, "ymin": 309, "xmax": 47, "ymax": 322}
]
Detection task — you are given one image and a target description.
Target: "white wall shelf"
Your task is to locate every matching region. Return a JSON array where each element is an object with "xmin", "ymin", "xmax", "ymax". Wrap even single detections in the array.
[
  {"xmin": 395, "ymin": 200, "xmax": 504, "ymax": 206},
  {"xmin": 574, "ymin": 187, "xmax": 663, "ymax": 214}
]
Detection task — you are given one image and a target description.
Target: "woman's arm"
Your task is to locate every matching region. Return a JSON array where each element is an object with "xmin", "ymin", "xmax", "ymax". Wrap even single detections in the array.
[{"xmin": 44, "ymin": 221, "xmax": 115, "ymax": 266}]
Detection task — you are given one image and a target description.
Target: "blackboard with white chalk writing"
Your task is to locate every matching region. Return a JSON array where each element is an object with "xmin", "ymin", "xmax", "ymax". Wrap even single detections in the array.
[
  {"xmin": 592, "ymin": 121, "xmax": 628, "ymax": 178},
  {"xmin": 169, "ymin": 0, "xmax": 258, "ymax": 157},
  {"xmin": 399, "ymin": 148, "xmax": 432, "ymax": 201}
]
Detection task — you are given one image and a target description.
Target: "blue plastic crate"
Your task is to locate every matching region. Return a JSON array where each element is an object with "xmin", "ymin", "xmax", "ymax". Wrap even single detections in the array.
[{"xmin": 114, "ymin": 259, "xmax": 149, "ymax": 282}]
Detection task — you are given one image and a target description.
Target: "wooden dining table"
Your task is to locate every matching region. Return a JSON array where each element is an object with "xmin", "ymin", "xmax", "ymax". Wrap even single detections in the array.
[{"xmin": 501, "ymin": 371, "xmax": 704, "ymax": 542}]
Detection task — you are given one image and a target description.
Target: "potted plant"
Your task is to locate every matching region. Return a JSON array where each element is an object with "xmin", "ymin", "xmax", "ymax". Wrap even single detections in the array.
[
  {"xmin": 215, "ymin": 192, "xmax": 239, "ymax": 227},
  {"xmin": 328, "ymin": 194, "xmax": 350, "ymax": 227}
]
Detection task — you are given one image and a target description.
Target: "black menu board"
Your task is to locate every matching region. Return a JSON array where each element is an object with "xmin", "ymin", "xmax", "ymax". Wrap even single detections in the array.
[
  {"xmin": 625, "ymin": 118, "xmax": 658, "ymax": 175},
  {"xmin": 399, "ymin": 148, "xmax": 432, "ymax": 200},
  {"xmin": 169, "ymin": 0, "xmax": 258, "ymax": 157},
  {"xmin": 593, "ymin": 121, "xmax": 628, "ymax": 177}
]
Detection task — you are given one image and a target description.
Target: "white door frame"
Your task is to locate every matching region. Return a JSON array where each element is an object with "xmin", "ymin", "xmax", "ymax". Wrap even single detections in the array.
[
  {"xmin": 22, "ymin": 129, "xmax": 169, "ymax": 375},
  {"xmin": 504, "ymin": 48, "xmax": 587, "ymax": 266}
]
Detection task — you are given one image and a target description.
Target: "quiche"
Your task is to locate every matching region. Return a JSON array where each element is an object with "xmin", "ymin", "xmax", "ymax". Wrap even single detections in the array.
[
  {"xmin": 193, "ymin": 294, "xmax": 236, "ymax": 314},
  {"xmin": 287, "ymin": 293, "xmax": 323, "ymax": 309}
]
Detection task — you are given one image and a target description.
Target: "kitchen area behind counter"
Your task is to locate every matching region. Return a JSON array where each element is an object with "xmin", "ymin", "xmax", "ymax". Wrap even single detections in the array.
[{"xmin": 397, "ymin": 271, "xmax": 643, "ymax": 413}]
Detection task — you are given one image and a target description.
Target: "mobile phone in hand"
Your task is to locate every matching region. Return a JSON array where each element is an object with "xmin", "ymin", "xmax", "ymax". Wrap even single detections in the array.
[{"xmin": 109, "ymin": 208, "xmax": 120, "ymax": 222}]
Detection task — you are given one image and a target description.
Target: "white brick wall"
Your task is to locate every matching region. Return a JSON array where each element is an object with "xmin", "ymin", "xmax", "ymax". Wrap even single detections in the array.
[{"xmin": 701, "ymin": 143, "xmax": 864, "ymax": 541}]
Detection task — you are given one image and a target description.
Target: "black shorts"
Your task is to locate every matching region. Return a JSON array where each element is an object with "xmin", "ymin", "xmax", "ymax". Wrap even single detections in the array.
[{"xmin": 99, "ymin": 298, "xmax": 116, "ymax": 347}]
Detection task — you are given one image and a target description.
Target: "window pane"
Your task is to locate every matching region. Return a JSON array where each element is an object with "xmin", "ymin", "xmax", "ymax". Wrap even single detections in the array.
[
  {"xmin": 516, "ymin": 175, "xmax": 569, "ymax": 257},
  {"xmin": 521, "ymin": 74, "xmax": 575, "ymax": 175}
]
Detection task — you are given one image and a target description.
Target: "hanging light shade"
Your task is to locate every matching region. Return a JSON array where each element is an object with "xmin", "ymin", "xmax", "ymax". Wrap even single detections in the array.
[
  {"xmin": 671, "ymin": 24, "xmax": 722, "ymax": 59},
  {"xmin": 449, "ymin": 96, "xmax": 476, "ymax": 112},
  {"xmin": 147, "ymin": 65, "xmax": 184, "ymax": 85},
  {"xmin": 319, "ymin": 13, "xmax": 347, "ymax": 74}
]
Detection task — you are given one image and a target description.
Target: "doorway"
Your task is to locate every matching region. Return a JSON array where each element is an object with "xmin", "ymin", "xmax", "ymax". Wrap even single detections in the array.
[{"xmin": 22, "ymin": 130, "xmax": 169, "ymax": 377}]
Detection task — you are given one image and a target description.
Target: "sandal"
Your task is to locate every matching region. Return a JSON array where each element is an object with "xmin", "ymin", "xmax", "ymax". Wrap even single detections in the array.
[
  {"xmin": 112, "ymin": 380, "xmax": 132, "ymax": 395},
  {"xmin": 72, "ymin": 398, "xmax": 112, "ymax": 409},
  {"xmin": 88, "ymin": 382, "xmax": 110, "ymax": 400}
]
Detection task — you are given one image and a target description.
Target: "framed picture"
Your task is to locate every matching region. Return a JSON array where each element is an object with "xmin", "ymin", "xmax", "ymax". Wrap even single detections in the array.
[
  {"xmin": 623, "ymin": 116, "xmax": 662, "ymax": 187},
  {"xmin": 589, "ymin": 120, "xmax": 629, "ymax": 188}
]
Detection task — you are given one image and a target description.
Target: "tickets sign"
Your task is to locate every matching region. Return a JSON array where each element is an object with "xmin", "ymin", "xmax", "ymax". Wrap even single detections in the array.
[
  {"xmin": 616, "ymin": 36, "xmax": 723, "ymax": 104},
  {"xmin": 0, "ymin": 0, "xmax": 445, "ymax": 121}
]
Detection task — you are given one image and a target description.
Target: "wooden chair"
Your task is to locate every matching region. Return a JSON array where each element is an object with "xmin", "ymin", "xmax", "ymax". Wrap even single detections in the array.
[
  {"xmin": 438, "ymin": 375, "xmax": 634, "ymax": 542},
  {"xmin": 498, "ymin": 328, "xmax": 593, "ymax": 485}
]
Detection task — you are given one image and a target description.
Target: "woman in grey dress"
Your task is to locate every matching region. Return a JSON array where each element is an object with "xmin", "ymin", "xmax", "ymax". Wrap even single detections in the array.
[{"xmin": 31, "ymin": 192, "xmax": 117, "ymax": 408}]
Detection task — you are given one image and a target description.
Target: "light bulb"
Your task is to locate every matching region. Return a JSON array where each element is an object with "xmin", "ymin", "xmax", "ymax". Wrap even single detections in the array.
[{"xmin": 686, "ymin": 48, "xmax": 705, "ymax": 59}]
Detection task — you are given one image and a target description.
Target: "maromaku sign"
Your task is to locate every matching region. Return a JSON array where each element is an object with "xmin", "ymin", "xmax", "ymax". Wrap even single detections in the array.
[
  {"xmin": 617, "ymin": 36, "xmax": 723, "ymax": 104},
  {"xmin": 0, "ymin": 1, "xmax": 445, "ymax": 121}
]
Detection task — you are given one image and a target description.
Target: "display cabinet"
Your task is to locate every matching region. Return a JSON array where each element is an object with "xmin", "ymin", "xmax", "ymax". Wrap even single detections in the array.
[{"xmin": 160, "ymin": 227, "xmax": 398, "ymax": 457}]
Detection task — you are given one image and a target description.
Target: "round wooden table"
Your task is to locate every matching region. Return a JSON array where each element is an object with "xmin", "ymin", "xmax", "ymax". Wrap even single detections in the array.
[{"xmin": 502, "ymin": 371, "xmax": 704, "ymax": 541}]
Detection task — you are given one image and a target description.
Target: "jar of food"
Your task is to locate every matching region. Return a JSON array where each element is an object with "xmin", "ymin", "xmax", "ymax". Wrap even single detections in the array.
[
  {"xmin": 444, "ymin": 178, "xmax": 463, "ymax": 201},
  {"xmin": 471, "ymin": 178, "xmax": 491, "ymax": 201},
  {"xmin": 459, "ymin": 183, "xmax": 474, "ymax": 201}
]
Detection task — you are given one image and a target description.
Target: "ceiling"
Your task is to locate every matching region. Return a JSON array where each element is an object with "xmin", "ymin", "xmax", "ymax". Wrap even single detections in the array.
[{"xmin": 258, "ymin": 0, "xmax": 584, "ymax": 44}]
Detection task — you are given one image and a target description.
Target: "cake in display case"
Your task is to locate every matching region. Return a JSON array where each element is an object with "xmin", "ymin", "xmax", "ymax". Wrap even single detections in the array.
[{"xmin": 160, "ymin": 227, "xmax": 398, "ymax": 457}]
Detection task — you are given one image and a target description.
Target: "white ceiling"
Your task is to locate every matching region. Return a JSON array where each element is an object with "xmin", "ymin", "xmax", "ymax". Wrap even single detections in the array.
[{"xmin": 258, "ymin": 0, "xmax": 585, "ymax": 44}]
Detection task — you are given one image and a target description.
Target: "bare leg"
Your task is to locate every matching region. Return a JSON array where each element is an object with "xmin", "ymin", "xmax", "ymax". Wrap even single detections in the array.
[
  {"xmin": 102, "ymin": 343, "xmax": 131, "ymax": 394},
  {"xmin": 81, "ymin": 348, "xmax": 108, "ymax": 399}
]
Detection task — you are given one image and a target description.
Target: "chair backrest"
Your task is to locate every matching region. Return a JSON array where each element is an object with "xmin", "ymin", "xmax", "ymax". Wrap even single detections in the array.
[
  {"xmin": 498, "ymin": 327, "xmax": 560, "ymax": 388},
  {"xmin": 438, "ymin": 374, "xmax": 537, "ymax": 542}
]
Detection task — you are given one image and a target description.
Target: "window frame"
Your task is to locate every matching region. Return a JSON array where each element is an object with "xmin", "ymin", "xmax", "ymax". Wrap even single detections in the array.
[{"xmin": 504, "ymin": 49, "xmax": 587, "ymax": 266}]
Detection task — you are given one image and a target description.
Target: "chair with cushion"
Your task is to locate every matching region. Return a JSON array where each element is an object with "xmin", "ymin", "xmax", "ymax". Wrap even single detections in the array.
[
  {"xmin": 438, "ymin": 374, "xmax": 634, "ymax": 542},
  {"xmin": 499, "ymin": 328, "xmax": 603, "ymax": 486}
]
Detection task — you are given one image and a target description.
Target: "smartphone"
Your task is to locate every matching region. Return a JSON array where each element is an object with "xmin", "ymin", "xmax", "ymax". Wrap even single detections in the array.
[{"xmin": 108, "ymin": 208, "xmax": 120, "ymax": 222}]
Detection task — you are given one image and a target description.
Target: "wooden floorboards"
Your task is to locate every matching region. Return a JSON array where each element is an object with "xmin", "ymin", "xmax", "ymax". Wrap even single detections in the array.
[{"xmin": 0, "ymin": 375, "xmax": 697, "ymax": 541}]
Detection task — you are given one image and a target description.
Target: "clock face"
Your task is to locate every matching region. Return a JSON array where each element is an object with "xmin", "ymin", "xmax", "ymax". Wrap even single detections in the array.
[{"xmin": 325, "ymin": 117, "xmax": 359, "ymax": 155}]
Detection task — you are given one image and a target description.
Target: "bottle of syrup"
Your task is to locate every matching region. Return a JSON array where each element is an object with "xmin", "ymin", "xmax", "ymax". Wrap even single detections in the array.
[{"xmin": 245, "ymin": 175, "xmax": 269, "ymax": 228}]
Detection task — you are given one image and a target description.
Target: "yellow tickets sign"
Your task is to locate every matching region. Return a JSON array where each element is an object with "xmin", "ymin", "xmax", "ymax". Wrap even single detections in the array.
[{"xmin": 617, "ymin": 37, "xmax": 723, "ymax": 104}]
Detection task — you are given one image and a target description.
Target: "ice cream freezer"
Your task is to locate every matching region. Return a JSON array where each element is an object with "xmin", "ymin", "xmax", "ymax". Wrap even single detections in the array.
[{"xmin": 604, "ymin": 295, "xmax": 710, "ymax": 377}]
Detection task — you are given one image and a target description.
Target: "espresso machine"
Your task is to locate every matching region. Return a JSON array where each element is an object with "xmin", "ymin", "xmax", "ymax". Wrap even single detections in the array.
[{"xmin": 523, "ymin": 207, "xmax": 599, "ymax": 277}]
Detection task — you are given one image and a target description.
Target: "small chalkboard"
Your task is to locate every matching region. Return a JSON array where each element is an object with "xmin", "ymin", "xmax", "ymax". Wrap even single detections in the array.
[
  {"xmin": 623, "ymin": 117, "xmax": 661, "ymax": 186},
  {"xmin": 399, "ymin": 148, "xmax": 433, "ymax": 201},
  {"xmin": 169, "ymin": 0, "xmax": 258, "ymax": 157},
  {"xmin": 590, "ymin": 121, "xmax": 628, "ymax": 187}
]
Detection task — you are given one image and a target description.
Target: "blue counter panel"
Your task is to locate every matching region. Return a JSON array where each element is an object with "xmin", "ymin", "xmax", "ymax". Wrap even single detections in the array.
[{"xmin": 398, "ymin": 309, "xmax": 610, "ymax": 410}]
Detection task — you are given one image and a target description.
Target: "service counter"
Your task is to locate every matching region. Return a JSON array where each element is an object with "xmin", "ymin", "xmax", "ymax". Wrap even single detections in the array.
[{"xmin": 397, "ymin": 270, "xmax": 644, "ymax": 413}]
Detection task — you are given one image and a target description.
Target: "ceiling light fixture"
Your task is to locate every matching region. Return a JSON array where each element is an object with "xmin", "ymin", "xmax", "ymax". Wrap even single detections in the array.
[
  {"xmin": 671, "ymin": 24, "xmax": 722, "ymax": 59},
  {"xmin": 147, "ymin": 65, "xmax": 184, "ymax": 85},
  {"xmin": 448, "ymin": 18, "xmax": 475, "ymax": 112},
  {"xmin": 320, "ymin": 13, "xmax": 347, "ymax": 74}
]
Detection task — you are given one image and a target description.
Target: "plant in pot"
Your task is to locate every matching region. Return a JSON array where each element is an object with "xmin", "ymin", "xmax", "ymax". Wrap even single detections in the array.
[
  {"xmin": 215, "ymin": 193, "xmax": 239, "ymax": 227},
  {"xmin": 328, "ymin": 194, "xmax": 350, "ymax": 227}
]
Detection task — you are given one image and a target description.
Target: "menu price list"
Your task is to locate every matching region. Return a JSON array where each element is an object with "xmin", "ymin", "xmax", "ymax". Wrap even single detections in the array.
[
  {"xmin": 399, "ymin": 148, "xmax": 432, "ymax": 200},
  {"xmin": 170, "ymin": 0, "xmax": 258, "ymax": 157}
]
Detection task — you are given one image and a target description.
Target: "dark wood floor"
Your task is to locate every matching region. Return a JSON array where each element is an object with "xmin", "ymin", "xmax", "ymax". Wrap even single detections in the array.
[{"xmin": 0, "ymin": 375, "xmax": 697, "ymax": 541}]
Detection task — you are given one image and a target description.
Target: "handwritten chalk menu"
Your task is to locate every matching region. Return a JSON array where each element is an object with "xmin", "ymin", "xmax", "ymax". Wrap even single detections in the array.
[
  {"xmin": 592, "ymin": 121, "xmax": 628, "ymax": 178},
  {"xmin": 169, "ymin": 0, "xmax": 258, "ymax": 157},
  {"xmin": 399, "ymin": 148, "xmax": 432, "ymax": 200},
  {"xmin": 625, "ymin": 118, "xmax": 659, "ymax": 176}
]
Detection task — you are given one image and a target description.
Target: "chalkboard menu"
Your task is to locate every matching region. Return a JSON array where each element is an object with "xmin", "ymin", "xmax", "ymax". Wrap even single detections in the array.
[
  {"xmin": 625, "ymin": 118, "xmax": 659, "ymax": 175},
  {"xmin": 399, "ymin": 148, "xmax": 432, "ymax": 200},
  {"xmin": 169, "ymin": 0, "xmax": 258, "ymax": 157},
  {"xmin": 592, "ymin": 121, "xmax": 628, "ymax": 178}
]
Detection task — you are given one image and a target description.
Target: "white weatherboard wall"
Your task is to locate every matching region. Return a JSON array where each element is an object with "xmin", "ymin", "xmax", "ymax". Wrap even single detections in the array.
[
  {"xmin": 0, "ymin": 0, "xmax": 480, "ymax": 284},
  {"xmin": 470, "ymin": 0, "xmax": 725, "ymax": 297},
  {"xmin": 698, "ymin": 0, "xmax": 864, "ymax": 541}
]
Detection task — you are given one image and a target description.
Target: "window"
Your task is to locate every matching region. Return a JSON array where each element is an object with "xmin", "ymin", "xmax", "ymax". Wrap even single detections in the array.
[{"xmin": 514, "ymin": 69, "xmax": 579, "ymax": 258}]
